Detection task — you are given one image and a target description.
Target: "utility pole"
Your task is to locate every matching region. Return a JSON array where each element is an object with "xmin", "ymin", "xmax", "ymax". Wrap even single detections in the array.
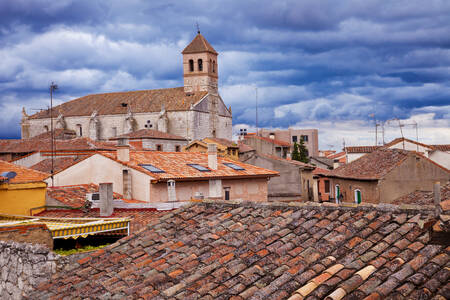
[{"xmin": 50, "ymin": 82, "xmax": 58, "ymax": 187}]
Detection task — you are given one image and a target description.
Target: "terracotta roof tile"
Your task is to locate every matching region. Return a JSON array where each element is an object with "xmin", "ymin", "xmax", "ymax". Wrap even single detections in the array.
[
  {"xmin": 238, "ymin": 142, "xmax": 254, "ymax": 153},
  {"xmin": 182, "ymin": 33, "xmax": 218, "ymax": 54},
  {"xmin": 0, "ymin": 160, "xmax": 49, "ymax": 184},
  {"xmin": 431, "ymin": 144, "xmax": 450, "ymax": 152},
  {"xmin": 244, "ymin": 135, "xmax": 291, "ymax": 147},
  {"xmin": 29, "ymin": 201, "xmax": 448, "ymax": 299},
  {"xmin": 392, "ymin": 181, "xmax": 450, "ymax": 205},
  {"xmin": 328, "ymin": 151, "xmax": 346, "ymax": 159},
  {"xmin": 345, "ymin": 146, "xmax": 381, "ymax": 153},
  {"xmin": 30, "ymin": 155, "xmax": 92, "ymax": 174},
  {"xmin": 204, "ymin": 137, "xmax": 237, "ymax": 148},
  {"xmin": 29, "ymin": 87, "xmax": 208, "ymax": 119},
  {"xmin": 111, "ymin": 129, "xmax": 187, "ymax": 141},
  {"xmin": 100, "ymin": 150, "xmax": 279, "ymax": 181}
]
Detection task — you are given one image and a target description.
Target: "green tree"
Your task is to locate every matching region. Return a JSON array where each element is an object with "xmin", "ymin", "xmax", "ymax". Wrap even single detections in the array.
[
  {"xmin": 291, "ymin": 142, "xmax": 301, "ymax": 161},
  {"xmin": 298, "ymin": 139, "xmax": 310, "ymax": 163}
]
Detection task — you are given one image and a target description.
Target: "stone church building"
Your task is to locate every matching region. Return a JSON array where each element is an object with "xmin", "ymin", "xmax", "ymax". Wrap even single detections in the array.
[{"xmin": 21, "ymin": 33, "xmax": 232, "ymax": 141}]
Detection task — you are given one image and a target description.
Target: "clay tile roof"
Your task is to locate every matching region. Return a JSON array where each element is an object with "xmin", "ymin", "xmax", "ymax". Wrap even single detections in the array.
[
  {"xmin": 383, "ymin": 137, "xmax": 434, "ymax": 150},
  {"xmin": 392, "ymin": 181, "xmax": 450, "ymax": 205},
  {"xmin": 112, "ymin": 129, "xmax": 187, "ymax": 141},
  {"xmin": 32, "ymin": 128, "xmax": 77, "ymax": 140},
  {"xmin": 45, "ymin": 183, "xmax": 124, "ymax": 208},
  {"xmin": 30, "ymin": 201, "xmax": 448, "ymax": 299},
  {"xmin": 258, "ymin": 153, "xmax": 315, "ymax": 169},
  {"xmin": 30, "ymin": 155, "xmax": 92, "ymax": 174},
  {"xmin": 28, "ymin": 87, "xmax": 208, "ymax": 119},
  {"xmin": 244, "ymin": 135, "xmax": 291, "ymax": 147},
  {"xmin": 238, "ymin": 142, "xmax": 254, "ymax": 153},
  {"xmin": 431, "ymin": 144, "xmax": 450, "ymax": 152},
  {"xmin": 329, "ymin": 148, "xmax": 411, "ymax": 180},
  {"xmin": 182, "ymin": 33, "xmax": 218, "ymax": 54},
  {"xmin": 327, "ymin": 151, "xmax": 346, "ymax": 159},
  {"xmin": 100, "ymin": 151, "xmax": 278, "ymax": 181},
  {"xmin": 0, "ymin": 160, "xmax": 49, "ymax": 184},
  {"xmin": 204, "ymin": 137, "xmax": 237, "ymax": 148},
  {"xmin": 344, "ymin": 146, "xmax": 381, "ymax": 153},
  {"xmin": 313, "ymin": 167, "xmax": 332, "ymax": 176}
]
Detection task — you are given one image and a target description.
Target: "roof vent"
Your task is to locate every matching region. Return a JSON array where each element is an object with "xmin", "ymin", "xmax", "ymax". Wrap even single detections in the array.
[{"xmin": 1, "ymin": 171, "xmax": 17, "ymax": 180}]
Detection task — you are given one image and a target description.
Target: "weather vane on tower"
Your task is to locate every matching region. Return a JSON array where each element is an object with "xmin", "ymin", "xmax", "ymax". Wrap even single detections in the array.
[{"xmin": 196, "ymin": 22, "xmax": 200, "ymax": 34}]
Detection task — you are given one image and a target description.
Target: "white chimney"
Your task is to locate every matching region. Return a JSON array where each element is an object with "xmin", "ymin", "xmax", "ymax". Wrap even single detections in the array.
[
  {"xmin": 117, "ymin": 145, "xmax": 130, "ymax": 162},
  {"xmin": 167, "ymin": 180, "xmax": 177, "ymax": 202},
  {"xmin": 99, "ymin": 183, "xmax": 113, "ymax": 216},
  {"xmin": 208, "ymin": 143, "xmax": 218, "ymax": 170}
]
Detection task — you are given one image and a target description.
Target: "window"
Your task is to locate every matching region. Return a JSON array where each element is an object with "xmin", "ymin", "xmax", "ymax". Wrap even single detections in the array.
[
  {"xmin": 112, "ymin": 127, "xmax": 117, "ymax": 137},
  {"xmin": 175, "ymin": 145, "xmax": 181, "ymax": 152},
  {"xmin": 76, "ymin": 124, "xmax": 82, "ymax": 137},
  {"xmin": 198, "ymin": 59, "xmax": 203, "ymax": 71},
  {"xmin": 354, "ymin": 189, "xmax": 362, "ymax": 204},
  {"xmin": 292, "ymin": 136, "xmax": 298, "ymax": 143},
  {"xmin": 224, "ymin": 187, "xmax": 230, "ymax": 200},
  {"xmin": 187, "ymin": 164, "xmax": 211, "ymax": 172},
  {"xmin": 324, "ymin": 180, "xmax": 330, "ymax": 193},
  {"xmin": 301, "ymin": 135, "xmax": 309, "ymax": 142},
  {"xmin": 144, "ymin": 120, "xmax": 153, "ymax": 128},
  {"xmin": 212, "ymin": 60, "xmax": 215, "ymax": 73},
  {"xmin": 156, "ymin": 144, "xmax": 162, "ymax": 151},
  {"xmin": 139, "ymin": 164, "xmax": 165, "ymax": 173},
  {"xmin": 189, "ymin": 59, "xmax": 194, "ymax": 72},
  {"xmin": 223, "ymin": 162, "xmax": 245, "ymax": 171},
  {"xmin": 44, "ymin": 125, "xmax": 49, "ymax": 132}
]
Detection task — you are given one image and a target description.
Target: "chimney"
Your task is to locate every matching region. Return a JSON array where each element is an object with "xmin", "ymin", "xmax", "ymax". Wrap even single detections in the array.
[
  {"xmin": 208, "ymin": 143, "xmax": 217, "ymax": 170},
  {"xmin": 167, "ymin": 180, "xmax": 177, "ymax": 202},
  {"xmin": 117, "ymin": 144, "xmax": 130, "ymax": 162},
  {"xmin": 434, "ymin": 181, "xmax": 441, "ymax": 216},
  {"xmin": 99, "ymin": 183, "xmax": 113, "ymax": 216}
]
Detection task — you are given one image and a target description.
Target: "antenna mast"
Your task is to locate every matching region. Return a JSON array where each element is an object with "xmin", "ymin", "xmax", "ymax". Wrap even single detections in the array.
[
  {"xmin": 255, "ymin": 87, "xmax": 258, "ymax": 136},
  {"xmin": 49, "ymin": 82, "xmax": 58, "ymax": 187}
]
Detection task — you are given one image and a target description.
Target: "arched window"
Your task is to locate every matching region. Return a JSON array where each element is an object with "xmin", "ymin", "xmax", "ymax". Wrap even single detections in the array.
[
  {"xmin": 198, "ymin": 59, "xmax": 203, "ymax": 71},
  {"xmin": 354, "ymin": 189, "xmax": 362, "ymax": 204},
  {"xmin": 210, "ymin": 59, "xmax": 212, "ymax": 72},
  {"xmin": 335, "ymin": 185, "xmax": 340, "ymax": 204},
  {"xmin": 212, "ymin": 60, "xmax": 216, "ymax": 73},
  {"xmin": 44, "ymin": 125, "xmax": 49, "ymax": 132},
  {"xmin": 76, "ymin": 124, "xmax": 82, "ymax": 137},
  {"xmin": 189, "ymin": 59, "xmax": 194, "ymax": 72}
]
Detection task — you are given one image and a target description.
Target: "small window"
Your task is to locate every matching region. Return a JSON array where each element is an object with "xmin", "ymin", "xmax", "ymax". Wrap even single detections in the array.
[
  {"xmin": 187, "ymin": 164, "xmax": 211, "ymax": 172},
  {"xmin": 223, "ymin": 162, "xmax": 245, "ymax": 171},
  {"xmin": 76, "ymin": 124, "xmax": 82, "ymax": 137},
  {"xmin": 212, "ymin": 60, "xmax": 215, "ymax": 73},
  {"xmin": 175, "ymin": 145, "xmax": 181, "ymax": 152},
  {"xmin": 198, "ymin": 59, "xmax": 203, "ymax": 71},
  {"xmin": 156, "ymin": 144, "xmax": 162, "ymax": 151},
  {"xmin": 355, "ymin": 189, "xmax": 362, "ymax": 204},
  {"xmin": 189, "ymin": 59, "xmax": 194, "ymax": 72},
  {"xmin": 112, "ymin": 127, "xmax": 117, "ymax": 137},
  {"xmin": 44, "ymin": 125, "xmax": 49, "ymax": 132},
  {"xmin": 139, "ymin": 164, "xmax": 165, "ymax": 173},
  {"xmin": 324, "ymin": 180, "xmax": 330, "ymax": 193},
  {"xmin": 224, "ymin": 187, "xmax": 230, "ymax": 200},
  {"xmin": 301, "ymin": 135, "xmax": 309, "ymax": 142},
  {"xmin": 292, "ymin": 136, "xmax": 298, "ymax": 143}
]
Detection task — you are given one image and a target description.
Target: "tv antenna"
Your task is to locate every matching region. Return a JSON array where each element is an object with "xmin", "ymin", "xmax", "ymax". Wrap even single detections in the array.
[
  {"xmin": 49, "ymin": 82, "xmax": 58, "ymax": 187},
  {"xmin": 255, "ymin": 87, "xmax": 258, "ymax": 136},
  {"xmin": 196, "ymin": 22, "xmax": 200, "ymax": 34}
]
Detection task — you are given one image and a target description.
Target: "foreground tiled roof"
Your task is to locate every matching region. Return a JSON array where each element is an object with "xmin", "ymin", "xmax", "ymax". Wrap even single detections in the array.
[
  {"xmin": 31, "ymin": 200, "xmax": 448, "ymax": 299},
  {"xmin": 111, "ymin": 129, "xmax": 187, "ymax": 141},
  {"xmin": 244, "ymin": 135, "xmax": 292, "ymax": 147},
  {"xmin": 431, "ymin": 144, "xmax": 450, "ymax": 152},
  {"xmin": 100, "ymin": 151, "xmax": 279, "ymax": 181},
  {"xmin": 36, "ymin": 208, "xmax": 171, "ymax": 234},
  {"xmin": 46, "ymin": 183, "xmax": 124, "ymax": 208},
  {"xmin": 345, "ymin": 146, "xmax": 381, "ymax": 154},
  {"xmin": 0, "ymin": 160, "xmax": 49, "ymax": 184},
  {"xmin": 30, "ymin": 155, "xmax": 92, "ymax": 174},
  {"xmin": 0, "ymin": 137, "xmax": 116, "ymax": 154},
  {"xmin": 392, "ymin": 181, "xmax": 450, "ymax": 206},
  {"xmin": 182, "ymin": 33, "xmax": 218, "ymax": 54},
  {"xmin": 329, "ymin": 149, "xmax": 412, "ymax": 180},
  {"xmin": 29, "ymin": 87, "xmax": 207, "ymax": 119}
]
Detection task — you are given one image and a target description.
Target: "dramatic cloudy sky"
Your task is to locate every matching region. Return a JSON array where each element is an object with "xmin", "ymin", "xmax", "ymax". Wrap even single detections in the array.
[{"xmin": 1, "ymin": 0, "xmax": 449, "ymax": 149}]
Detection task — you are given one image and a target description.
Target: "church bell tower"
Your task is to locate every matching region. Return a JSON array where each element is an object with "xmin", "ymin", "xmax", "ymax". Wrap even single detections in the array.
[{"xmin": 182, "ymin": 31, "xmax": 218, "ymax": 95}]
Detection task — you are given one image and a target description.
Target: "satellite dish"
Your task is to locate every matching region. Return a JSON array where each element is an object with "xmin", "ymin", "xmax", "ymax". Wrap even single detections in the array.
[{"xmin": 1, "ymin": 171, "xmax": 17, "ymax": 179}]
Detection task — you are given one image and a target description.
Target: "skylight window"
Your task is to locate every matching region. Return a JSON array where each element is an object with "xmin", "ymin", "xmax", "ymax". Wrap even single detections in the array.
[
  {"xmin": 223, "ymin": 163, "xmax": 245, "ymax": 171},
  {"xmin": 187, "ymin": 164, "xmax": 211, "ymax": 172},
  {"xmin": 139, "ymin": 164, "xmax": 165, "ymax": 173}
]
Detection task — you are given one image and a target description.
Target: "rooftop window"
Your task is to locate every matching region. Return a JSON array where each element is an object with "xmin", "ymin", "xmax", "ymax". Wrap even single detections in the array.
[
  {"xmin": 187, "ymin": 164, "xmax": 211, "ymax": 172},
  {"xmin": 139, "ymin": 164, "xmax": 165, "ymax": 173},
  {"xmin": 223, "ymin": 163, "xmax": 245, "ymax": 171}
]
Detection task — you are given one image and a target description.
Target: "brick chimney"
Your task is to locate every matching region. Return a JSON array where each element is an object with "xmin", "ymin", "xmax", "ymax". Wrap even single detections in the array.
[
  {"xmin": 208, "ymin": 143, "xmax": 217, "ymax": 170},
  {"xmin": 99, "ymin": 183, "xmax": 113, "ymax": 216},
  {"xmin": 117, "ymin": 145, "xmax": 130, "ymax": 162}
]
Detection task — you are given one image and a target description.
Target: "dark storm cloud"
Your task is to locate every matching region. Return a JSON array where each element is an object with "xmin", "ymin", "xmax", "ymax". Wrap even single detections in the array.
[{"xmin": 0, "ymin": 0, "xmax": 449, "ymax": 144}]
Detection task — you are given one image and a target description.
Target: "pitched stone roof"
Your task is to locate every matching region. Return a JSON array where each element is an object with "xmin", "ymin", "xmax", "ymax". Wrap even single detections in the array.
[
  {"xmin": 182, "ymin": 33, "xmax": 218, "ymax": 55},
  {"xmin": 0, "ymin": 160, "xmax": 49, "ymax": 184},
  {"xmin": 328, "ymin": 149, "xmax": 412, "ymax": 180},
  {"xmin": 28, "ymin": 87, "xmax": 208, "ymax": 119},
  {"xmin": 392, "ymin": 181, "xmax": 450, "ymax": 206},
  {"xmin": 111, "ymin": 129, "xmax": 188, "ymax": 141},
  {"xmin": 30, "ymin": 200, "xmax": 448, "ymax": 299},
  {"xmin": 100, "ymin": 150, "xmax": 279, "ymax": 181}
]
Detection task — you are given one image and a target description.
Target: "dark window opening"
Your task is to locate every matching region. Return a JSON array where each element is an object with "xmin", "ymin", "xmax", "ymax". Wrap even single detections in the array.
[
  {"xmin": 187, "ymin": 164, "xmax": 211, "ymax": 172},
  {"xmin": 175, "ymin": 145, "xmax": 181, "ymax": 152},
  {"xmin": 198, "ymin": 59, "xmax": 203, "ymax": 71},
  {"xmin": 301, "ymin": 135, "xmax": 309, "ymax": 142},
  {"xmin": 292, "ymin": 136, "xmax": 298, "ymax": 143},
  {"xmin": 121, "ymin": 103, "xmax": 128, "ymax": 107},
  {"xmin": 224, "ymin": 188, "xmax": 230, "ymax": 200},
  {"xmin": 44, "ymin": 125, "xmax": 49, "ymax": 132},
  {"xmin": 324, "ymin": 180, "xmax": 330, "ymax": 193},
  {"xmin": 156, "ymin": 144, "xmax": 162, "ymax": 151},
  {"xmin": 139, "ymin": 164, "xmax": 165, "ymax": 173},
  {"xmin": 212, "ymin": 61, "xmax": 215, "ymax": 73},
  {"xmin": 189, "ymin": 59, "xmax": 194, "ymax": 72}
]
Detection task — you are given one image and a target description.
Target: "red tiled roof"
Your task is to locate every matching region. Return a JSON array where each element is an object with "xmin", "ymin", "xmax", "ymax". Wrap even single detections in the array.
[
  {"xmin": 46, "ymin": 183, "xmax": 124, "ymax": 208},
  {"xmin": 0, "ymin": 137, "xmax": 116, "ymax": 154},
  {"xmin": 329, "ymin": 148, "xmax": 411, "ymax": 180},
  {"xmin": 384, "ymin": 137, "xmax": 434, "ymax": 150},
  {"xmin": 391, "ymin": 181, "xmax": 450, "ymax": 206},
  {"xmin": 30, "ymin": 201, "xmax": 447, "ymax": 299},
  {"xmin": 31, "ymin": 128, "xmax": 77, "ymax": 140},
  {"xmin": 313, "ymin": 167, "xmax": 332, "ymax": 176},
  {"xmin": 431, "ymin": 144, "xmax": 450, "ymax": 152},
  {"xmin": 345, "ymin": 146, "xmax": 381, "ymax": 153},
  {"xmin": 36, "ymin": 208, "xmax": 170, "ymax": 233},
  {"xmin": 238, "ymin": 142, "xmax": 254, "ymax": 153},
  {"xmin": 100, "ymin": 151, "xmax": 279, "ymax": 181},
  {"xmin": 182, "ymin": 33, "xmax": 218, "ymax": 54},
  {"xmin": 327, "ymin": 151, "xmax": 346, "ymax": 159},
  {"xmin": 205, "ymin": 137, "xmax": 238, "ymax": 148},
  {"xmin": 244, "ymin": 135, "xmax": 291, "ymax": 147},
  {"xmin": 111, "ymin": 129, "xmax": 187, "ymax": 141},
  {"xmin": 0, "ymin": 160, "xmax": 49, "ymax": 184},
  {"xmin": 30, "ymin": 155, "xmax": 92, "ymax": 174},
  {"xmin": 258, "ymin": 153, "xmax": 315, "ymax": 169},
  {"xmin": 28, "ymin": 87, "xmax": 208, "ymax": 120}
]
